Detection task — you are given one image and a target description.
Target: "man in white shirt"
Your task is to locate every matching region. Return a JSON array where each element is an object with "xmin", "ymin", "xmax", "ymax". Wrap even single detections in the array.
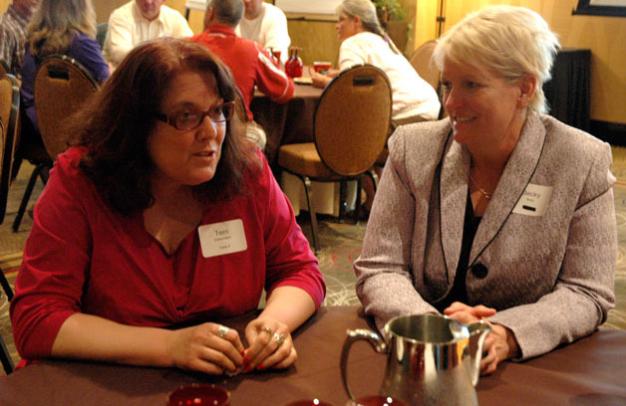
[
  {"xmin": 104, "ymin": 0, "xmax": 193, "ymax": 68},
  {"xmin": 236, "ymin": 0, "xmax": 290, "ymax": 63}
]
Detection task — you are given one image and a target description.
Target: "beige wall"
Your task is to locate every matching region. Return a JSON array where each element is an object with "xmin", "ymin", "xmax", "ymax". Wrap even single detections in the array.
[
  {"xmin": 414, "ymin": 0, "xmax": 626, "ymax": 124},
  {"xmin": 5, "ymin": 0, "xmax": 624, "ymax": 124}
]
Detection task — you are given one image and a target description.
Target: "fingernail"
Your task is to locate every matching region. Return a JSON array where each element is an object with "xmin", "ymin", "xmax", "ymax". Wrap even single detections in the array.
[
  {"xmin": 243, "ymin": 354, "xmax": 251, "ymax": 364},
  {"xmin": 257, "ymin": 363, "xmax": 265, "ymax": 370},
  {"xmin": 240, "ymin": 350, "xmax": 245, "ymax": 357},
  {"xmin": 243, "ymin": 364, "xmax": 253, "ymax": 373}
]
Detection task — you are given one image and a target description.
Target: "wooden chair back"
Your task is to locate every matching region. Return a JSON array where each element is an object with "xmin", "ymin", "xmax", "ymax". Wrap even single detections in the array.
[
  {"xmin": 0, "ymin": 60, "xmax": 8, "ymax": 77},
  {"xmin": 0, "ymin": 74, "xmax": 20, "ymax": 223},
  {"xmin": 409, "ymin": 40, "xmax": 440, "ymax": 92},
  {"xmin": 34, "ymin": 55, "xmax": 98, "ymax": 160},
  {"xmin": 314, "ymin": 64, "xmax": 392, "ymax": 177}
]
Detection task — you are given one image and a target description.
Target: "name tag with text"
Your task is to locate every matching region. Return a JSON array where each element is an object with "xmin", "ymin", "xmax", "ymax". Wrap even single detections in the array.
[
  {"xmin": 198, "ymin": 219, "xmax": 247, "ymax": 258},
  {"xmin": 513, "ymin": 183, "xmax": 553, "ymax": 217}
]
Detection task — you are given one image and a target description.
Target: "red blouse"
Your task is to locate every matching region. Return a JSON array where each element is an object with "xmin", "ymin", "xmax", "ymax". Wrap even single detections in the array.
[{"xmin": 10, "ymin": 147, "xmax": 325, "ymax": 358}]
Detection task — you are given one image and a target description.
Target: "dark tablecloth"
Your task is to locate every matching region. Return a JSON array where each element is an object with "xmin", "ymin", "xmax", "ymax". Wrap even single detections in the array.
[{"xmin": 0, "ymin": 306, "xmax": 625, "ymax": 405}]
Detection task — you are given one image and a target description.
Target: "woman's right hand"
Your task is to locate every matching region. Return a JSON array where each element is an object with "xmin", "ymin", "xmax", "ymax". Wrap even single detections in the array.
[{"xmin": 168, "ymin": 323, "xmax": 244, "ymax": 375}]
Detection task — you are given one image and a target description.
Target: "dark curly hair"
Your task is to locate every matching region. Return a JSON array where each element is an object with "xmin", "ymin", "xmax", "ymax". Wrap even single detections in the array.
[{"xmin": 71, "ymin": 37, "xmax": 259, "ymax": 216}]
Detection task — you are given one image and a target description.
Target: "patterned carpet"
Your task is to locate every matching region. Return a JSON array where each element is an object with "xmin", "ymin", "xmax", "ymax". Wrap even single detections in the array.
[{"xmin": 2, "ymin": 146, "xmax": 626, "ymax": 370}]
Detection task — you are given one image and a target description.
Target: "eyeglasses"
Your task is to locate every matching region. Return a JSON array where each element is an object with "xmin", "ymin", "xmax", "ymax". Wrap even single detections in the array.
[{"xmin": 155, "ymin": 101, "xmax": 235, "ymax": 131}]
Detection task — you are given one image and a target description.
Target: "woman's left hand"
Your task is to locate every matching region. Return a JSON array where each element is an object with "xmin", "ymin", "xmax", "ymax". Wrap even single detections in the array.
[{"xmin": 243, "ymin": 317, "xmax": 297, "ymax": 372}]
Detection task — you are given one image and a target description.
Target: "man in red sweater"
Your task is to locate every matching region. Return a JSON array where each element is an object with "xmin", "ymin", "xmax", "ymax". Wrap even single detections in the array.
[{"xmin": 191, "ymin": 0, "xmax": 294, "ymax": 149}]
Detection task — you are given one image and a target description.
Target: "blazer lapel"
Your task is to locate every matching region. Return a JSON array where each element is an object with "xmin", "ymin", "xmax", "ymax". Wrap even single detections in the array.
[
  {"xmin": 439, "ymin": 136, "xmax": 470, "ymax": 279},
  {"xmin": 470, "ymin": 113, "xmax": 547, "ymax": 264}
]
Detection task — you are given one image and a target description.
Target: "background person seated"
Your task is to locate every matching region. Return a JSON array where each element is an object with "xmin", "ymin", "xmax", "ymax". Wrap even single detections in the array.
[
  {"xmin": 10, "ymin": 38, "xmax": 325, "ymax": 375},
  {"xmin": 104, "ymin": 0, "xmax": 192, "ymax": 68},
  {"xmin": 191, "ymin": 0, "xmax": 294, "ymax": 150},
  {"xmin": 0, "ymin": 0, "xmax": 39, "ymax": 77},
  {"xmin": 236, "ymin": 0, "xmax": 290, "ymax": 64},
  {"xmin": 311, "ymin": 0, "xmax": 440, "ymax": 122},
  {"xmin": 18, "ymin": 0, "xmax": 109, "ymax": 169},
  {"xmin": 354, "ymin": 5, "xmax": 615, "ymax": 375}
]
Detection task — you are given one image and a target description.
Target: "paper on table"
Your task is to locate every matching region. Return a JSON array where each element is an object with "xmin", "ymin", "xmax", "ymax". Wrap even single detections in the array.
[{"xmin": 294, "ymin": 77, "xmax": 313, "ymax": 85}]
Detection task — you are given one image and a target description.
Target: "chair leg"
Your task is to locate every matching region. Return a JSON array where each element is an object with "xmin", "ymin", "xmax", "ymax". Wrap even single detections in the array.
[
  {"xmin": 338, "ymin": 180, "xmax": 348, "ymax": 222},
  {"xmin": 12, "ymin": 163, "xmax": 48, "ymax": 233},
  {"xmin": 0, "ymin": 269, "xmax": 13, "ymax": 301},
  {"xmin": 0, "ymin": 334, "xmax": 14, "ymax": 375},
  {"xmin": 366, "ymin": 168, "xmax": 380, "ymax": 191},
  {"xmin": 301, "ymin": 176, "xmax": 320, "ymax": 253},
  {"xmin": 354, "ymin": 176, "xmax": 363, "ymax": 224}
]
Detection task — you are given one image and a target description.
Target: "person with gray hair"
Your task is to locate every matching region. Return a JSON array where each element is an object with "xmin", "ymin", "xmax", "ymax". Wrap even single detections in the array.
[
  {"xmin": 311, "ymin": 0, "xmax": 440, "ymax": 122},
  {"xmin": 191, "ymin": 0, "xmax": 294, "ymax": 149},
  {"xmin": 354, "ymin": 5, "xmax": 615, "ymax": 375}
]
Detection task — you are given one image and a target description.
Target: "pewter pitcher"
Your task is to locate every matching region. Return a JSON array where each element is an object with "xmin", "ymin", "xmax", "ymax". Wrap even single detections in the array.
[{"xmin": 340, "ymin": 314, "xmax": 491, "ymax": 406}]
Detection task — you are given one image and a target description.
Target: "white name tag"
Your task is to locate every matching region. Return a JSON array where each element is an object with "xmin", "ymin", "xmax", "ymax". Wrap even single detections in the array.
[
  {"xmin": 198, "ymin": 219, "xmax": 247, "ymax": 258},
  {"xmin": 513, "ymin": 183, "xmax": 553, "ymax": 217}
]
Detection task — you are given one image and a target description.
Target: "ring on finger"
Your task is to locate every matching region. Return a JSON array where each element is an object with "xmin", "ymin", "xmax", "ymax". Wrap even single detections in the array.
[
  {"xmin": 273, "ymin": 332, "xmax": 286, "ymax": 348},
  {"xmin": 217, "ymin": 324, "xmax": 229, "ymax": 339},
  {"xmin": 261, "ymin": 326, "xmax": 274, "ymax": 336}
]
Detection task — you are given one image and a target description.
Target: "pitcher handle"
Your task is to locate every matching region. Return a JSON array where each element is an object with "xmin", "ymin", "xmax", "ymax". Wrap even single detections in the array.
[
  {"xmin": 340, "ymin": 329, "xmax": 387, "ymax": 401},
  {"xmin": 467, "ymin": 321, "xmax": 492, "ymax": 386}
]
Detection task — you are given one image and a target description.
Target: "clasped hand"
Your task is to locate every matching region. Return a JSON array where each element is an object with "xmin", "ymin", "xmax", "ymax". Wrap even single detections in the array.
[
  {"xmin": 169, "ymin": 316, "xmax": 295, "ymax": 375},
  {"xmin": 443, "ymin": 302, "xmax": 519, "ymax": 375}
]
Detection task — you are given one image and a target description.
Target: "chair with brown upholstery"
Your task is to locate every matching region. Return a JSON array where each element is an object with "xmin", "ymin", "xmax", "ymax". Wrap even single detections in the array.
[
  {"xmin": 278, "ymin": 65, "xmax": 392, "ymax": 252},
  {"xmin": 35, "ymin": 55, "xmax": 98, "ymax": 160},
  {"xmin": 410, "ymin": 40, "xmax": 440, "ymax": 92},
  {"xmin": 0, "ymin": 74, "xmax": 20, "ymax": 224},
  {"xmin": 0, "ymin": 60, "xmax": 8, "ymax": 76},
  {"xmin": 12, "ymin": 55, "xmax": 98, "ymax": 232},
  {"xmin": 0, "ymin": 75, "xmax": 18, "ymax": 375},
  {"xmin": 373, "ymin": 40, "xmax": 442, "ymax": 170}
]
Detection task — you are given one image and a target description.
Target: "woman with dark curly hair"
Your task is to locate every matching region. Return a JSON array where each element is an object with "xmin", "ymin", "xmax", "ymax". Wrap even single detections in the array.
[{"xmin": 11, "ymin": 37, "xmax": 325, "ymax": 375}]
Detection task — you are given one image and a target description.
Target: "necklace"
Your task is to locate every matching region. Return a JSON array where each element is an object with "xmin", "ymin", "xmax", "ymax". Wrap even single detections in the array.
[{"xmin": 469, "ymin": 173, "xmax": 493, "ymax": 201}]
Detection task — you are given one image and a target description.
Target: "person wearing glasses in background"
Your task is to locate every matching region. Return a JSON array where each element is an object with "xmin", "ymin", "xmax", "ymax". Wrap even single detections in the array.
[{"xmin": 11, "ymin": 38, "xmax": 325, "ymax": 375}]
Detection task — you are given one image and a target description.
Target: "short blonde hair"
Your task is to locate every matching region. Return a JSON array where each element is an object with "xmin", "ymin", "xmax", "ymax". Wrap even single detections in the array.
[{"xmin": 433, "ymin": 5, "xmax": 560, "ymax": 113}]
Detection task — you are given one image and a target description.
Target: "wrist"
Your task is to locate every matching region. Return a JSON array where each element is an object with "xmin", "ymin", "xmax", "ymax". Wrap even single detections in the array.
[
  {"xmin": 490, "ymin": 323, "xmax": 519, "ymax": 360},
  {"xmin": 505, "ymin": 328, "xmax": 520, "ymax": 359}
]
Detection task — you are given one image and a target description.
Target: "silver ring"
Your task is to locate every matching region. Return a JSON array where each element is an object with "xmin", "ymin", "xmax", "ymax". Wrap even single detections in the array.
[
  {"xmin": 261, "ymin": 326, "xmax": 274, "ymax": 336},
  {"xmin": 217, "ymin": 325, "xmax": 229, "ymax": 339},
  {"xmin": 273, "ymin": 332, "xmax": 286, "ymax": 347}
]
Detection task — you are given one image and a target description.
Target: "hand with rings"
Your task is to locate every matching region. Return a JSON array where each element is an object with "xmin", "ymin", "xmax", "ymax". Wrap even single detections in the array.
[
  {"xmin": 243, "ymin": 317, "xmax": 296, "ymax": 372},
  {"xmin": 168, "ymin": 322, "xmax": 244, "ymax": 375}
]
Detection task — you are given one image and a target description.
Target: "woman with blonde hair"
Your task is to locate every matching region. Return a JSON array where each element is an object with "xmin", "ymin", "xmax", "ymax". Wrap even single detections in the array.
[
  {"xmin": 19, "ymin": 0, "xmax": 109, "ymax": 150},
  {"xmin": 355, "ymin": 5, "xmax": 615, "ymax": 374}
]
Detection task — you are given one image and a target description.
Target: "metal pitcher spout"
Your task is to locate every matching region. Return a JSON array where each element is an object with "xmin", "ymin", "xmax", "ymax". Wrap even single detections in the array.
[{"xmin": 467, "ymin": 321, "xmax": 492, "ymax": 386}]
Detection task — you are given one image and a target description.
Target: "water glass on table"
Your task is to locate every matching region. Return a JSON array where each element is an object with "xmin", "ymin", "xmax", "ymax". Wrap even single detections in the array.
[{"xmin": 312, "ymin": 61, "xmax": 332, "ymax": 75}]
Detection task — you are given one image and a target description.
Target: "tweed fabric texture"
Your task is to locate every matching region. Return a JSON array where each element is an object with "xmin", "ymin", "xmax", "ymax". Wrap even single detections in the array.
[{"xmin": 354, "ymin": 113, "xmax": 616, "ymax": 359}]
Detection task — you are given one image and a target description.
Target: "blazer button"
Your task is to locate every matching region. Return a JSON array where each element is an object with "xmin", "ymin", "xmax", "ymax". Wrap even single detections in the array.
[{"xmin": 471, "ymin": 263, "xmax": 488, "ymax": 279}]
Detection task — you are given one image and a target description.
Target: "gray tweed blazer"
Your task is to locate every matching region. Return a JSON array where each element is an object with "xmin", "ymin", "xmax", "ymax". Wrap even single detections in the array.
[{"xmin": 354, "ymin": 113, "xmax": 616, "ymax": 359}]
